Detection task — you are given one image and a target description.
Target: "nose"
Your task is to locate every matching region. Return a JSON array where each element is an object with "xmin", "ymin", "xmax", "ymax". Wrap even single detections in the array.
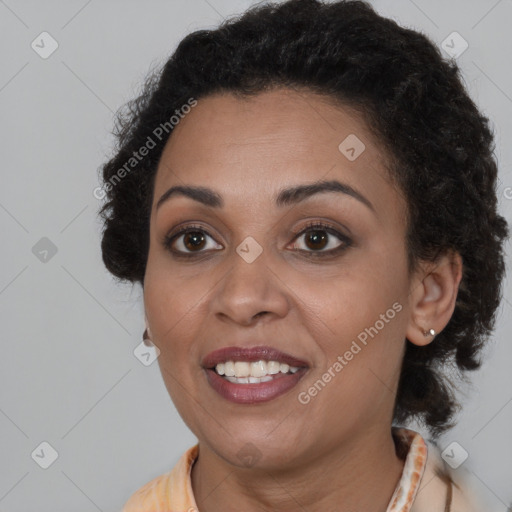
[{"xmin": 211, "ymin": 246, "xmax": 290, "ymax": 326}]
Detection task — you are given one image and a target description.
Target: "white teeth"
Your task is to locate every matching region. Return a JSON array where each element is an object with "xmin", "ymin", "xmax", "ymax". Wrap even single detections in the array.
[
  {"xmin": 224, "ymin": 361, "xmax": 235, "ymax": 377},
  {"xmin": 213, "ymin": 359, "xmax": 304, "ymax": 380},
  {"xmin": 267, "ymin": 361, "xmax": 280, "ymax": 374},
  {"xmin": 250, "ymin": 360, "xmax": 267, "ymax": 377},
  {"xmin": 225, "ymin": 375, "xmax": 275, "ymax": 384},
  {"xmin": 234, "ymin": 361, "xmax": 250, "ymax": 377}
]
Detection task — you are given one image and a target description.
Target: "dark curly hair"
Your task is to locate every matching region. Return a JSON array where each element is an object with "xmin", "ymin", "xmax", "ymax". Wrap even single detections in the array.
[{"xmin": 98, "ymin": 0, "xmax": 508, "ymax": 438}]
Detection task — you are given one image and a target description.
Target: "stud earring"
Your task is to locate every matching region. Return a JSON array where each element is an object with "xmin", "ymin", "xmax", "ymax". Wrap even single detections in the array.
[{"xmin": 423, "ymin": 328, "xmax": 436, "ymax": 337}]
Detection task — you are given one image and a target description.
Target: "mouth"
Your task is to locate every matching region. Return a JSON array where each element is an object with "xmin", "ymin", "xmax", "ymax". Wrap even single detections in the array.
[{"xmin": 202, "ymin": 345, "xmax": 309, "ymax": 404}]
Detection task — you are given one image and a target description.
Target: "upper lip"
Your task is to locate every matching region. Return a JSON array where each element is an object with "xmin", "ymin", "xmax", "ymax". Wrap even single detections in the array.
[{"xmin": 202, "ymin": 345, "xmax": 309, "ymax": 369}]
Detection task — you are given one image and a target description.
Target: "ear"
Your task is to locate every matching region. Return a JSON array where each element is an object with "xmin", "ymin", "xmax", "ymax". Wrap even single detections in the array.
[{"xmin": 406, "ymin": 250, "xmax": 463, "ymax": 346}]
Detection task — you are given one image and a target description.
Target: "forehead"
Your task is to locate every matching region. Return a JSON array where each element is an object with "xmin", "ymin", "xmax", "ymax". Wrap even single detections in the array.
[{"xmin": 153, "ymin": 88, "xmax": 402, "ymax": 217}]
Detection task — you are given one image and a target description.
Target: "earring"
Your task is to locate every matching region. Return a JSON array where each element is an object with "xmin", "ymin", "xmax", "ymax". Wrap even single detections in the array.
[
  {"xmin": 143, "ymin": 328, "xmax": 154, "ymax": 347},
  {"xmin": 423, "ymin": 328, "xmax": 436, "ymax": 337}
]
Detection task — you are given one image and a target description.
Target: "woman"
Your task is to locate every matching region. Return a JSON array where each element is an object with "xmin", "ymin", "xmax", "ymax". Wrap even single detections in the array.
[{"xmin": 99, "ymin": 1, "xmax": 508, "ymax": 510}]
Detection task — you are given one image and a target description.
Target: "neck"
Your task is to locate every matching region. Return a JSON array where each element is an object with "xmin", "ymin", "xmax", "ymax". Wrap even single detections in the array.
[{"xmin": 191, "ymin": 426, "xmax": 405, "ymax": 512}]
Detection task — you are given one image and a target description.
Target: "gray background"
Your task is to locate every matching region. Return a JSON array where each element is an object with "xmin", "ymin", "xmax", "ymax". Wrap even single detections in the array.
[{"xmin": 1, "ymin": 0, "xmax": 511, "ymax": 510}]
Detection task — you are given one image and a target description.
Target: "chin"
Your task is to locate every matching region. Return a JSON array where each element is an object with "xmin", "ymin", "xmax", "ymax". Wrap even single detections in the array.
[{"xmin": 204, "ymin": 431, "xmax": 304, "ymax": 471}]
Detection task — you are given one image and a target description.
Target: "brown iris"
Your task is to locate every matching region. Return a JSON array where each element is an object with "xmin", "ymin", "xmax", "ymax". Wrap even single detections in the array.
[
  {"xmin": 304, "ymin": 230, "xmax": 328, "ymax": 250},
  {"xmin": 184, "ymin": 232, "xmax": 206, "ymax": 251}
]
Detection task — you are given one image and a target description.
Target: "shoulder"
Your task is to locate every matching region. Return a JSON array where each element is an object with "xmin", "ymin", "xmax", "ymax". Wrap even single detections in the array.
[
  {"xmin": 121, "ymin": 472, "xmax": 173, "ymax": 512},
  {"xmin": 121, "ymin": 444, "xmax": 199, "ymax": 512},
  {"xmin": 411, "ymin": 437, "xmax": 487, "ymax": 512}
]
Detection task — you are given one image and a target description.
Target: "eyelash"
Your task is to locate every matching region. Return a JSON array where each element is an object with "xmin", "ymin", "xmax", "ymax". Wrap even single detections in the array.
[{"xmin": 163, "ymin": 221, "xmax": 352, "ymax": 259}]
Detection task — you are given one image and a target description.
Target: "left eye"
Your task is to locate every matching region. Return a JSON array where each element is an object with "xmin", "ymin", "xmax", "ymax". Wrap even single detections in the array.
[{"xmin": 289, "ymin": 224, "xmax": 350, "ymax": 253}]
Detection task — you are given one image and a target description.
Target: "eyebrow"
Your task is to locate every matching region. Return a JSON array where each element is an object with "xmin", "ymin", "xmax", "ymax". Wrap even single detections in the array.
[{"xmin": 155, "ymin": 179, "xmax": 375, "ymax": 213}]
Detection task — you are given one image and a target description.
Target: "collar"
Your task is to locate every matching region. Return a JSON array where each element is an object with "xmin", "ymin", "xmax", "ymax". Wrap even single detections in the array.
[{"xmin": 387, "ymin": 427, "xmax": 428, "ymax": 511}]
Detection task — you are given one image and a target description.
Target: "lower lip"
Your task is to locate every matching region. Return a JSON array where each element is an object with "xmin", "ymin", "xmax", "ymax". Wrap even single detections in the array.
[{"xmin": 205, "ymin": 368, "xmax": 307, "ymax": 404}]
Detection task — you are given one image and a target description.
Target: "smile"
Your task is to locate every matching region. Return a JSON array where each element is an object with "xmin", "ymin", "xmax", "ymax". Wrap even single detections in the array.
[
  {"xmin": 202, "ymin": 345, "xmax": 309, "ymax": 404},
  {"xmin": 214, "ymin": 360, "xmax": 301, "ymax": 383}
]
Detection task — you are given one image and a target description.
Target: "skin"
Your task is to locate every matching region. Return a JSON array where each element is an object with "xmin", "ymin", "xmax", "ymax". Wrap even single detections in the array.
[{"xmin": 143, "ymin": 88, "xmax": 462, "ymax": 512}]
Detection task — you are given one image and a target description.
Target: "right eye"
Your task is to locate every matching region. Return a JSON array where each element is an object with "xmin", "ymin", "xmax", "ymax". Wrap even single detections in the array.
[{"xmin": 164, "ymin": 224, "xmax": 223, "ymax": 256}]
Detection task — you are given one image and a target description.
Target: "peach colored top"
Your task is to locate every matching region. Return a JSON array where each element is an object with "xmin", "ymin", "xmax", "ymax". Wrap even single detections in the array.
[{"xmin": 122, "ymin": 427, "xmax": 484, "ymax": 512}]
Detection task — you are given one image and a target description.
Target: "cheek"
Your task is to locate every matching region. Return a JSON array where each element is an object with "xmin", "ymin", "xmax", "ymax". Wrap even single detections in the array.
[
  {"xmin": 309, "ymin": 247, "xmax": 409, "ymax": 395},
  {"xmin": 143, "ymin": 254, "xmax": 210, "ymax": 364},
  {"xmin": 314, "ymin": 262, "xmax": 408, "ymax": 344}
]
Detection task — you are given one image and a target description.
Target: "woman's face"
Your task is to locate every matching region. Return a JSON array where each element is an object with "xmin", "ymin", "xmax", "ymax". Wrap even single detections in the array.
[{"xmin": 144, "ymin": 88, "xmax": 414, "ymax": 469}]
